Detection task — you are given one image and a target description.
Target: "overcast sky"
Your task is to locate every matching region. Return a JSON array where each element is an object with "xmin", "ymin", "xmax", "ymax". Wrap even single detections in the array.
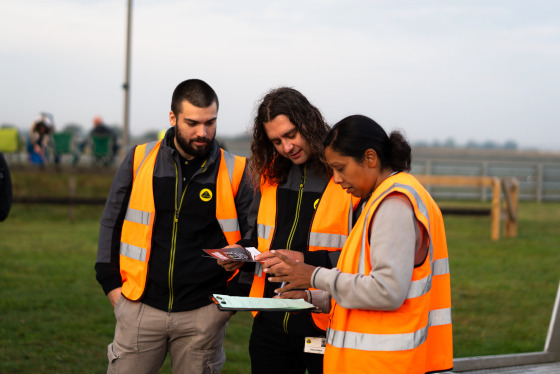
[{"xmin": 1, "ymin": 0, "xmax": 559, "ymax": 150}]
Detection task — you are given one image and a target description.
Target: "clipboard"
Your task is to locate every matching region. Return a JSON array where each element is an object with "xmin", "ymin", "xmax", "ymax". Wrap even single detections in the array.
[{"xmin": 211, "ymin": 294, "xmax": 316, "ymax": 312}]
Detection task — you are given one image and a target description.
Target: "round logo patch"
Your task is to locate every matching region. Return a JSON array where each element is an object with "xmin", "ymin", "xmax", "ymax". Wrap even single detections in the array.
[
  {"xmin": 200, "ymin": 188, "xmax": 213, "ymax": 202},
  {"xmin": 313, "ymin": 199, "xmax": 320, "ymax": 210}
]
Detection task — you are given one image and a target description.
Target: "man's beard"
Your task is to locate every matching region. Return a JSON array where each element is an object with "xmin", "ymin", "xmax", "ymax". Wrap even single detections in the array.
[{"xmin": 175, "ymin": 127, "xmax": 214, "ymax": 158}]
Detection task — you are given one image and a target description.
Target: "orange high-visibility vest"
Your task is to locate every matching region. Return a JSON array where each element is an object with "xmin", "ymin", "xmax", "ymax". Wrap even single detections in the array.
[
  {"xmin": 324, "ymin": 172, "xmax": 453, "ymax": 374},
  {"xmin": 119, "ymin": 141, "xmax": 246, "ymax": 300},
  {"xmin": 249, "ymin": 178, "xmax": 357, "ymax": 330}
]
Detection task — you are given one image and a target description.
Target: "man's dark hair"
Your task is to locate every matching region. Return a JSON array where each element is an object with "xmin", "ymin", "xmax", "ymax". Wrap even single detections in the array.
[
  {"xmin": 171, "ymin": 79, "xmax": 219, "ymax": 116},
  {"xmin": 250, "ymin": 87, "xmax": 331, "ymax": 186}
]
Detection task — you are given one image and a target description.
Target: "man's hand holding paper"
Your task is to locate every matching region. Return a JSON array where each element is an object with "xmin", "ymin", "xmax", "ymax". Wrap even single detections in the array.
[{"xmin": 216, "ymin": 244, "xmax": 246, "ymax": 271}]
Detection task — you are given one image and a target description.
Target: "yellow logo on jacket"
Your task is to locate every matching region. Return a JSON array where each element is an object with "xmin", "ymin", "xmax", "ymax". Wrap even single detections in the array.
[
  {"xmin": 314, "ymin": 199, "xmax": 320, "ymax": 209},
  {"xmin": 200, "ymin": 188, "xmax": 213, "ymax": 202}
]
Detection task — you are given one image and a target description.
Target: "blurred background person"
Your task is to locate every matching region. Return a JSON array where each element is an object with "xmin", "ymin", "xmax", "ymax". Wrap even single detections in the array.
[
  {"xmin": 27, "ymin": 113, "xmax": 54, "ymax": 166},
  {"xmin": 90, "ymin": 116, "xmax": 118, "ymax": 164},
  {"xmin": 78, "ymin": 116, "xmax": 119, "ymax": 165}
]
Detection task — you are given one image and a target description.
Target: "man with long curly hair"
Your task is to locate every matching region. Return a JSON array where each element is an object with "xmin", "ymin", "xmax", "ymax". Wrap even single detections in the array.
[{"xmin": 219, "ymin": 87, "xmax": 357, "ymax": 374}]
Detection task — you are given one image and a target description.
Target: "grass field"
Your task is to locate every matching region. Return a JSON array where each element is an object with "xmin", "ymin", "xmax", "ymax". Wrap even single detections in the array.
[{"xmin": 1, "ymin": 197, "xmax": 559, "ymax": 373}]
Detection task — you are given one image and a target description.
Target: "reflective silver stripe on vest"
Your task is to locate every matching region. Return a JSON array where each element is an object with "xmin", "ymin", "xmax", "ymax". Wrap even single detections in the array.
[
  {"xmin": 254, "ymin": 262, "xmax": 263, "ymax": 277},
  {"xmin": 358, "ymin": 212, "xmax": 369, "ymax": 274},
  {"xmin": 120, "ymin": 242, "xmax": 147, "ymax": 262},
  {"xmin": 218, "ymin": 217, "xmax": 240, "ymax": 233},
  {"xmin": 393, "ymin": 183, "xmax": 429, "ymax": 225},
  {"xmin": 430, "ymin": 307, "xmax": 452, "ymax": 326},
  {"xmin": 407, "ymin": 275, "xmax": 432, "ymax": 299},
  {"xmin": 256, "ymin": 221, "xmax": 273, "ymax": 277},
  {"xmin": 392, "ymin": 183, "xmax": 435, "ymax": 265},
  {"xmin": 327, "ymin": 323, "xmax": 428, "ymax": 352},
  {"xmin": 222, "ymin": 150, "xmax": 236, "ymax": 183},
  {"xmin": 433, "ymin": 257, "xmax": 450, "ymax": 276},
  {"xmin": 309, "ymin": 232, "xmax": 348, "ymax": 249},
  {"xmin": 347, "ymin": 202, "xmax": 353, "ymax": 237},
  {"xmin": 124, "ymin": 208, "xmax": 152, "ymax": 226},
  {"xmin": 121, "ymin": 141, "xmax": 158, "ymax": 261},
  {"xmin": 257, "ymin": 223, "xmax": 273, "ymax": 241},
  {"xmin": 135, "ymin": 140, "xmax": 158, "ymax": 178},
  {"xmin": 327, "ymin": 306, "xmax": 452, "ymax": 352}
]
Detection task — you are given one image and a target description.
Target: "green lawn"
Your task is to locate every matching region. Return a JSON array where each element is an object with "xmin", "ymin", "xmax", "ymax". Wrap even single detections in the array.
[{"xmin": 0, "ymin": 201, "xmax": 559, "ymax": 373}]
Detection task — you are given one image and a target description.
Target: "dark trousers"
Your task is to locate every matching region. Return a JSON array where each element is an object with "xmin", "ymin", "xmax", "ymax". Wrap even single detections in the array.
[{"xmin": 249, "ymin": 312, "xmax": 324, "ymax": 374}]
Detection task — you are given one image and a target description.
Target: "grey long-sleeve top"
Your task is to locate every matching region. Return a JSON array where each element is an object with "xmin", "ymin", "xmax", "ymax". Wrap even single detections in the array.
[{"xmin": 310, "ymin": 194, "xmax": 428, "ymax": 312}]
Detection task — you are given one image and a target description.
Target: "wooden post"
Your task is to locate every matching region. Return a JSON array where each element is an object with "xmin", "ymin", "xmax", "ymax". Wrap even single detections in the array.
[
  {"xmin": 504, "ymin": 178, "xmax": 519, "ymax": 238},
  {"xmin": 490, "ymin": 177, "xmax": 501, "ymax": 241},
  {"xmin": 414, "ymin": 175, "xmax": 512, "ymax": 241},
  {"xmin": 68, "ymin": 175, "xmax": 76, "ymax": 223}
]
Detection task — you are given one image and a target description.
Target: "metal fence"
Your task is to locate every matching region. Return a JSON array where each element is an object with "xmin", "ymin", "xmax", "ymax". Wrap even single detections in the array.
[
  {"xmin": 411, "ymin": 159, "xmax": 560, "ymax": 202},
  {"xmin": 5, "ymin": 136, "xmax": 560, "ymax": 203}
]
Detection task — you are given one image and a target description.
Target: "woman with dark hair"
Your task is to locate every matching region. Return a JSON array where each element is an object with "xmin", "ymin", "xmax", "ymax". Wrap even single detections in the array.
[
  {"xmin": 218, "ymin": 88, "xmax": 357, "ymax": 374},
  {"xmin": 268, "ymin": 115, "xmax": 453, "ymax": 374}
]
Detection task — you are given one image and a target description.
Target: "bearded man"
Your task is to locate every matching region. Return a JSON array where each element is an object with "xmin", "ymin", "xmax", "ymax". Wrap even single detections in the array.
[{"xmin": 95, "ymin": 79, "xmax": 253, "ymax": 374}]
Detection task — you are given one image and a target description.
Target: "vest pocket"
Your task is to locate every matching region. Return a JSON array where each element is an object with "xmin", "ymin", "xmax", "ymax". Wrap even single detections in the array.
[{"xmin": 107, "ymin": 342, "xmax": 119, "ymax": 363}]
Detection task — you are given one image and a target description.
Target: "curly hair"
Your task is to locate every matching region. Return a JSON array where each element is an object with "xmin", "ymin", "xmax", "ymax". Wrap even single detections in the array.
[{"xmin": 249, "ymin": 87, "xmax": 331, "ymax": 186}]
